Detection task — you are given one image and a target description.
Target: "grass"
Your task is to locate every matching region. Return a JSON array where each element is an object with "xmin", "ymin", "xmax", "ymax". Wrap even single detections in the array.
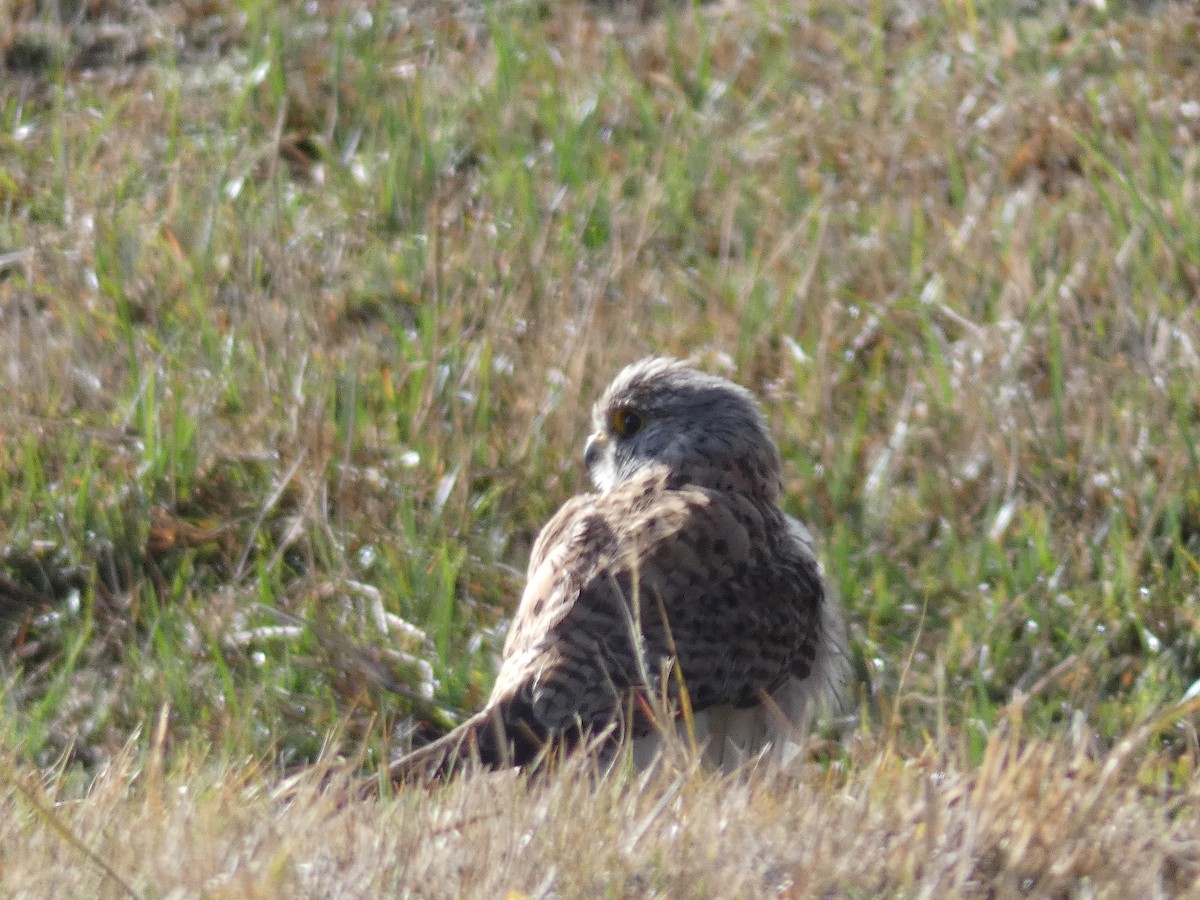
[
  {"xmin": 1, "ymin": 0, "xmax": 1200, "ymax": 893},
  {"xmin": 6, "ymin": 723, "xmax": 1200, "ymax": 896}
]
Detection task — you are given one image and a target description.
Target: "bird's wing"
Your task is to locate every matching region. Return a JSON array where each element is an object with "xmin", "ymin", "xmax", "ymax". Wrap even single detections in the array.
[
  {"xmin": 504, "ymin": 474, "xmax": 823, "ymax": 749},
  {"xmin": 389, "ymin": 471, "xmax": 825, "ymax": 781}
]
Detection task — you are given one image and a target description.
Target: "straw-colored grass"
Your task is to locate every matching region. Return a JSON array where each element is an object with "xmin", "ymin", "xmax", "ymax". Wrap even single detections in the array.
[{"xmin": 5, "ymin": 722, "xmax": 1200, "ymax": 896}]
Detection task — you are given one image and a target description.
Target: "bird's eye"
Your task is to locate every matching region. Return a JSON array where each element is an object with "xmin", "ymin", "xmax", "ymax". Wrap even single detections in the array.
[{"xmin": 610, "ymin": 406, "xmax": 645, "ymax": 438}]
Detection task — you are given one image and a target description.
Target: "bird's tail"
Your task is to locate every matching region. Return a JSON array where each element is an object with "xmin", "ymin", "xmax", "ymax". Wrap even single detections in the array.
[
  {"xmin": 386, "ymin": 710, "xmax": 493, "ymax": 783},
  {"xmin": 387, "ymin": 698, "xmax": 553, "ymax": 784}
]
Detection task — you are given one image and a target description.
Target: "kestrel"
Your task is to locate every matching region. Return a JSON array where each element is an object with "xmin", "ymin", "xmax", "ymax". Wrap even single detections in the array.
[{"xmin": 390, "ymin": 357, "xmax": 848, "ymax": 780}]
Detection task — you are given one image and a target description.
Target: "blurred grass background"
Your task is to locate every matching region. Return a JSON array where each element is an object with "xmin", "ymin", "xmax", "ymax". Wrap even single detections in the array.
[{"xmin": 1, "ymin": 0, "xmax": 1199, "ymax": 891}]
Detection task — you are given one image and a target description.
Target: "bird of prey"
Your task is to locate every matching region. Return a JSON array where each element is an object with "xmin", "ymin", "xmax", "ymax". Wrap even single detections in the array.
[{"xmin": 389, "ymin": 357, "xmax": 848, "ymax": 780}]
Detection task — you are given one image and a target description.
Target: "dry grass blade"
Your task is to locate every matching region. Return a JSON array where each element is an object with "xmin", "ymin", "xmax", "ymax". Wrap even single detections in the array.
[{"xmin": 1, "ymin": 759, "xmax": 141, "ymax": 900}]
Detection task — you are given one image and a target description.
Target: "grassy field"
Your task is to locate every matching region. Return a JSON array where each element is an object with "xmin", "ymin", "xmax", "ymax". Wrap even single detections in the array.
[{"xmin": 1, "ymin": 0, "xmax": 1199, "ymax": 894}]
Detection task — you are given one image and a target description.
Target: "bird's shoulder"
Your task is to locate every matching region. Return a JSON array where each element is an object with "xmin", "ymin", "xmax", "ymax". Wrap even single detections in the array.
[
  {"xmin": 502, "ymin": 470, "xmax": 806, "ymax": 658},
  {"xmin": 527, "ymin": 471, "xmax": 701, "ymax": 567}
]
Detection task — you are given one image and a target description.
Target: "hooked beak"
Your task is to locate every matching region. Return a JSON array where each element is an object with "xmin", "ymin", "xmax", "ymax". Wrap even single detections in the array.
[{"xmin": 583, "ymin": 432, "xmax": 606, "ymax": 470}]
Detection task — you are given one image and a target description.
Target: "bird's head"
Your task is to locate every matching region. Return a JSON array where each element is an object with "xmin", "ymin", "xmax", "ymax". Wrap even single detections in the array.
[{"xmin": 584, "ymin": 357, "xmax": 784, "ymax": 503}]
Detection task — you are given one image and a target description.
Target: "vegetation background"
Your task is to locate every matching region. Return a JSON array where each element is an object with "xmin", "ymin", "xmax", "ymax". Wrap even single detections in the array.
[{"xmin": 1, "ymin": 0, "xmax": 1199, "ymax": 894}]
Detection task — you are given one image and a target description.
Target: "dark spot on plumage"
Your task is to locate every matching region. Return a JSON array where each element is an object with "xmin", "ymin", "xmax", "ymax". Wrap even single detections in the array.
[
  {"xmin": 664, "ymin": 471, "xmax": 689, "ymax": 491},
  {"xmin": 713, "ymin": 538, "xmax": 728, "ymax": 556},
  {"xmin": 577, "ymin": 512, "xmax": 617, "ymax": 553},
  {"xmin": 732, "ymin": 690, "xmax": 761, "ymax": 709},
  {"xmin": 643, "ymin": 486, "xmax": 664, "ymax": 509}
]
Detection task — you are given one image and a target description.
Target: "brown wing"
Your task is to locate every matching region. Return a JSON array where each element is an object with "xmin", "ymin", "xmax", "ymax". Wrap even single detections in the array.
[
  {"xmin": 491, "ymin": 470, "xmax": 822, "ymax": 754},
  {"xmin": 389, "ymin": 470, "xmax": 824, "ymax": 781}
]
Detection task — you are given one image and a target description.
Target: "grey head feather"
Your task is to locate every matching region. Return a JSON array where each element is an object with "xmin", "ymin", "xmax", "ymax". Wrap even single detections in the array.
[{"xmin": 585, "ymin": 357, "xmax": 784, "ymax": 503}]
